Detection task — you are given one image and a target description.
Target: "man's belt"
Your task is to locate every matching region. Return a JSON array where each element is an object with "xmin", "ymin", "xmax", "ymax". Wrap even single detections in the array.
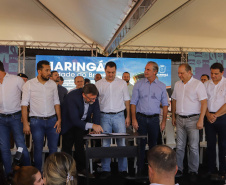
[
  {"xmin": 30, "ymin": 114, "xmax": 56, "ymax": 120},
  {"xmin": 101, "ymin": 110, "xmax": 124, "ymax": 115},
  {"xmin": 178, "ymin": 114, "xmax": 199, "ymax": 119},
  {"xmin": 0, "ymin": 111, "xmax": 21, "ymax": 117},
  {"xmin": 137, "ymin": 112, "xmax": 159, "ymax": 118}
]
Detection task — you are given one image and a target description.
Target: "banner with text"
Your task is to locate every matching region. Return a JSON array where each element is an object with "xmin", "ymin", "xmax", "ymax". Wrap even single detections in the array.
[{"xmin": 36, "ymin": 55, "xmax": 171, "ymax": 90}]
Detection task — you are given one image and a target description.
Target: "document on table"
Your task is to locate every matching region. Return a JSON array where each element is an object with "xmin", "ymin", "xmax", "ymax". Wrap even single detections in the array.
[
  {"xmin": 108, "ymin": 133, "xmax": 130, "ymax": 136},
  {"xmin": 88, "ymin": 134, "xmax": 109, "ymax": 137}
]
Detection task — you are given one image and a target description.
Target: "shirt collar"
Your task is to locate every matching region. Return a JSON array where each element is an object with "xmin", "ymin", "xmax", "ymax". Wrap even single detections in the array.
[
  {"xmin": 104, "ymin": 77, "xmax": 119, "ymax": 82},
  {"xmin": 210, "ymin": 76, "xmax": 225, "ymax": 85},
  {"xmin": 145, "ymin": 77, "xmax": 158, "ymax": 84},
  {"xmin": 181, "ymin": 76, "xmax": 193, "ymax": 84},
  {"xmin": 35, "ymin": 76, "xmax": 50, "ymax": 84}
]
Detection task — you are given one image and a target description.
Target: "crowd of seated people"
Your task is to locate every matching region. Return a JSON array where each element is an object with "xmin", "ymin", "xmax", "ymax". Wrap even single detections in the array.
[
  {"xmin": 0, "ymin": 59, "xmax": 225, "ymax": 184},
  {"xmin": 0, "ymin": 152, "xmax": 77, "ymax": 185}
]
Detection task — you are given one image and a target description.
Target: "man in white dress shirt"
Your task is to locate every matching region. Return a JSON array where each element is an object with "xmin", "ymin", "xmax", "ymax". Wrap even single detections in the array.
[
  {"xmin": 147, "ymin": 145, "xmax": 178, "ymax": 185},
  {"xmin": 204, "ymin": 62, "xmax": 226, "ymax": 176},
  {"xmin": 0, "ymin": 61, "xmax": 30, "ymax": 175},
  {"xmin": 21, "ymin": 60, "xmax": 61, "ymax": 172},
  {"xmin": 95, "ymin": 61, "xmax": 130, "ymax": 179},
  {"xmin": 171, "ymin": 64, "xmax": 207, "ymax": 179}
]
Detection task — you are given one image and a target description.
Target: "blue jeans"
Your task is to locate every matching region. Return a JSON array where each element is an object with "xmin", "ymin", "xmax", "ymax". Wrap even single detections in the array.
[
  {"xmin": 205, "ymin": 114, "xmax": 226, "ymax": 173},
  {"xmin": 30, "ymin": 116, "xmax": 59, "ymax": 172},
  {"xmin": 176, "ymin": 115, "xmax": 199, "ymax": 173},
  {"xmin": 100, "ymin": 112, "xmax": 127, "ymax": 172},
  {"xmin": 0, "ymin": 113, "xmax": 30, "ymax": 175},
  {"xmin": 137, "ymin": 113, "xmax": 160, "ymax": 170}
]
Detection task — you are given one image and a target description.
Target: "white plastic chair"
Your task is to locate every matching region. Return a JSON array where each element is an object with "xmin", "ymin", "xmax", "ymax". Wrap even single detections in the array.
[
  {"xmin": 165, "ymin": 118, "xmax": 176, "ymax": 149},
  {"xmin": 199, "ymin": 128, "xmax": 207, "ymax": 164}
]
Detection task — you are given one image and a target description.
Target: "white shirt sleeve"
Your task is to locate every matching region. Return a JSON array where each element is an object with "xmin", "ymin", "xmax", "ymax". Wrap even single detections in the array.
[
  {"xmin": 53, "ymin": 83, "xmax": 60, "ymax": 105},
  {"xmin": 21, "ymin": 81, "xmax": 30, "ymax": 106},
  {"xmin": 123, "ymin": 81, "xmax": 130, "ymax": 101},
  {"xmin": 17, "ymin": 77, "xmax": 25, "ymax": 91},
  {"xmin": 196, "ymin": 82, "xmax": 207, "ymax": 101},
  {"xmin": 171, "ymin": 82, "xmax": 177, "ymax": 100}
]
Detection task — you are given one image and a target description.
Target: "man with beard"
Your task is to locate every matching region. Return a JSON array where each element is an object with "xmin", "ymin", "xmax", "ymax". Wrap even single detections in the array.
[
  {"xmin": 50, "ymin": 71, "xmax": 68, "ymax": 105},
  {"xmin": 21, "ymin": 60, "xmax": 61, "ymax": 172},
  {"xmin": 61, "ymin": 84, "xmax": 103, "ymax": 177},
  {"xmin": 122, "ymin": 72, "xmax": 133, "ymax": 99}
]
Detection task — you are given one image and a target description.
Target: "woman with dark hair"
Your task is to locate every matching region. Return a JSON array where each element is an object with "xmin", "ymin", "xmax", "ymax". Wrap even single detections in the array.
[
  {"xmin": 43, "ymin": 152, "xmax": 77, "ymax": 185},
  {"xmin": 12, "ymin": 166, "xmax": 43, "ymax": 185}
]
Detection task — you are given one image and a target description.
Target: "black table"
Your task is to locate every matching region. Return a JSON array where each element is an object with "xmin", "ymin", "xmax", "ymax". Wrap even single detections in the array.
[{"xmin": 83, "ymin": 132, "xmax": 147, "ymax": 184}]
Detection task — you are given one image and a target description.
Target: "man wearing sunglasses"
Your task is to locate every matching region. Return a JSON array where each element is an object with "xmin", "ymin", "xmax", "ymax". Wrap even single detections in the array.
[{"xmin": 61, "ymin": 83, "xmax": 103, "ymax": 177}]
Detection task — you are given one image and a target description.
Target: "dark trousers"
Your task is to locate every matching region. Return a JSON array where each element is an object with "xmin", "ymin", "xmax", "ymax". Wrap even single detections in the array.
[
  {"xmin": 205, "ymin": 114, "xmax": 226, "ymax": 173},
  {"xmin": 137, "ymin": 113, "xmax": 160, "ymax": 170},
  {"xmin": 62, "ymin": 127, "xmax": 86, "ymax": 171}
]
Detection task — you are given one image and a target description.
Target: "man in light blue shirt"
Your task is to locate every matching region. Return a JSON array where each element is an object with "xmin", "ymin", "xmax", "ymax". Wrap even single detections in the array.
[{"xmin": 131, "ymin": 61, "xmax": 168, "ymax": 173}]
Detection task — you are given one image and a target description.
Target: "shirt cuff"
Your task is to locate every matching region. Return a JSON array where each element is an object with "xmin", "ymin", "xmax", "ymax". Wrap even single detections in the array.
[{"xmin": 85, "ymin": 123, "xmax": 93, "ymax": 130}]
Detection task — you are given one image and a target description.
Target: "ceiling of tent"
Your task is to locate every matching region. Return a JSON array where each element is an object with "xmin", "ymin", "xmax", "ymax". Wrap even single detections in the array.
[
  {"xmin": 119, "ymin": 0, "xmax": 226, "ymax": 53},
  {"xmin": 0, "ymin": 0, "xmax": 85, "ymax": 43},
  {"xmin": 38, "ymin": 0, "xmax": 134, "ymax": 50},
  {"xmin": 0, "ymin": 0, "xmax": 134, "ymax": 51},
  {"xmin": 1, "ymin": 0, "xmax": 226, "ymax": 55}
]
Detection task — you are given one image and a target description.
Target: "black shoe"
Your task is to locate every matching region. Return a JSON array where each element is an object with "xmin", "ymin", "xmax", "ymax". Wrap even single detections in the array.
[
  {"xmin": 118, "ymin": 171, "xmax": 128, "ymax": 178},
  {"xmin": 175, "ymin": 170, "xmax": 183, "ymax": 178},
  {"xmin": 189, "ymin": 172, "xmax": 198, "ymax": 182},
  {"xmin": 209, "ymin": 172, "xmax": 225, "ymax": 182},
  {"xmin": 218, "ymin": 171, "xmax": 226, "ymax": 178},
  {"xmin": 100, "ymin": 171, "xmax": 111, "ymax": 179},
  {"xmin": 78, "ymin": 169, "xmax": 95, "ymax": 178}
]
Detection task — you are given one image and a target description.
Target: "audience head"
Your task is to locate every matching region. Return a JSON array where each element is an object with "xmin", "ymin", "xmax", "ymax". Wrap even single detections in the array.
[
  {"xmin": 74, "ymin": 76, "xmax": 84, "ymax": 89},
  {"xmin": 84, "ymin": 78, "xmax": 90, "ymax": 85},
  {"xmin": 178, "ymin": 63, "xmax": 192, "ymax": 83},
  {"xmin": 12, "ymin": 166, "xmax": 43, "ymax": 185},
  {"xmin": 105, "ymin": 61, "xmax": 116, "ymax": 82},
  {"xmin": 43, "ymin": 152, "xmax": 77, "ymax": 185},
  {"xmin": 59, "ymin": 76, "xmax": 64, "ymax": 85},
  {"xmin": 94, "ymin": 73, "xmax": 102, "ymax": 82},
  {"xmin": 82, "ymin": 84, "xmax": 98, "ymax": 105},
  {"xmin": 147, "ymin": 145, "xmax": 177, "ymax": 184},
  {"xmin": 37, "ymin": 60, "xmax": 51, "ymax": 81},
  {"xmin": 210, "ymin": 62, "xmax": 224, "ymax": 83},
  {"xmin": 200, "ymin": 74, "xmax": 209, "ymax": 83},
  {"xmin": 145, "ymin": 61, "xmax": 158, "ymax": 80},
  {"xmin": 122, "ymin": 72, "xmax": 130, "ymax": 84},
  {"xmin": 0, "ymin": 61, "xmax": 5, "ymax": 72},
  {"xmin": 17, "ymin": 73, "xmax": 28, "ymax": 82},
  {"xmin": 50, "ymin": 71, "xmax": 60, "ymax": 83}
]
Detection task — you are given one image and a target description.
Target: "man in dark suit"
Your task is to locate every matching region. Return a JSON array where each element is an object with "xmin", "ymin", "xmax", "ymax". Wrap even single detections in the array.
[{"xmin": 61, "ymin": 84, "xmax": 103, "ymax": 177}]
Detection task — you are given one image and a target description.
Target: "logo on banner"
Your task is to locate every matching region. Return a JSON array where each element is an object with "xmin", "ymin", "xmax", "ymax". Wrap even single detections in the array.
[{"xmin": 159, "ymin": 65, "xmax": 166, "ymax": 73}]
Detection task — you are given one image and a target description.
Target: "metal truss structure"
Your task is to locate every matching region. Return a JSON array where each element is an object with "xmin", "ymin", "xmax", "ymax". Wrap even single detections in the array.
[
  {"xmin": 104, "ymin": 0, "xmax": 157, "ymax": 56},
  {"xmin": 116, "ymin": 45, "xmax": 226, "ymax": 63},
  {"xmin": 116, "ymin": 45, "xmax": 226, "ymax": 54},
  {"xmin": 0, "ymin": 40, "xmax": 98, "ymax": 73}
]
